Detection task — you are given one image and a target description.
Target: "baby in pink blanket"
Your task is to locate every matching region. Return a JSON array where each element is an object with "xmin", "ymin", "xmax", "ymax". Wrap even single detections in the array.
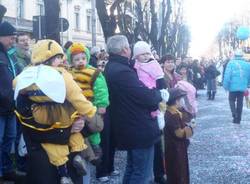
[{"xmin": 133, "ymin": 41, "xmax": 169, "ymax": 129}]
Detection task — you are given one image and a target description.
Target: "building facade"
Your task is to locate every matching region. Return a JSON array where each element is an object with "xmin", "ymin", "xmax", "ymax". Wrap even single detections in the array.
[{"xmin": 1, "ymin": 0, "xmax": 105, "ymax": 48}]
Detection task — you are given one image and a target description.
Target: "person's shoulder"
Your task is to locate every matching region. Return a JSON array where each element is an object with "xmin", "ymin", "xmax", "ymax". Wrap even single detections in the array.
[{"xmin": 0, "ymin": 51, "xmax": 8, "ymax": 65}]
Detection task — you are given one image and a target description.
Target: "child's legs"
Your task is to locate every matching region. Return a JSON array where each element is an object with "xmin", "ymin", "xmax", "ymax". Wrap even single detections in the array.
[
  {"xmin": 69, "ymin": 133, "xmax": 87, "ymax": 152},
  {"xmin": 41, "ymin": 143, "xmax": 69, "ymax": 166},
  {"xmin": 81, "ymin": 139, "xmax": 96, "ymax": 161}
]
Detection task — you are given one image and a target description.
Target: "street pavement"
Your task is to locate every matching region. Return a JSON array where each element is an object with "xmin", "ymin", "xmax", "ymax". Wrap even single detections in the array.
[{"xmin": 91, "ymin": 87, "xmax": 250, "ymax": 184}]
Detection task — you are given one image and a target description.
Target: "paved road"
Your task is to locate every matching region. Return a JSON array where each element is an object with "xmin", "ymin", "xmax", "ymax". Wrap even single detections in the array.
[
  {"xmin": 90, "ymin": 87, "xmax": 250, "ymax": 184},
  {"xmin": 190, "ymin": 88, "xmax": 250, "ymax": 184}
]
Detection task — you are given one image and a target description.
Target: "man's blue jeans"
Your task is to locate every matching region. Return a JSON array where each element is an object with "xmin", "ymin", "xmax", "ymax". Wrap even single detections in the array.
[
  {"xmin": 123, "ymin": 145, "xmax": 154, "ymax": 184},
  {"xmin": 0, "ymin": 115, "xmax": 16, "ymax": 176}
]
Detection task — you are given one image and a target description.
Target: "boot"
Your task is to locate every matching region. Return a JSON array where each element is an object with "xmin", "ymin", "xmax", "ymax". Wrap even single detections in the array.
[
  {"xmin": 73, "ymin": 155, "xmax": 88, "ymax": 176},
  {"xmin": 207, "ymin": 91, "xmax": 211, "ymax": 100},
  {"xmin": 211, "ymin": 91, "xmax": 216, "ymax": 100},
  {"xmin": 232, "ymin": 113, "xmax": 241, "ymax": 124}
]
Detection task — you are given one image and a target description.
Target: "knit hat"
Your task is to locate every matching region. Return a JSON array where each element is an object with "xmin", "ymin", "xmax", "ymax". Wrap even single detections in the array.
[
  {"xmin": 0, "ymin": 21, "xmax": 17, "ymax": 37},
  {"xmin": 167, "ymin": 88, "xmax": 187, "ymax": 105},
  {"xmin": 67, "ymin": 42, "xmax": 90, "ymax": 64},
  {"xmin": 31, "ymin": 39, "xmax": 64, "ymax": 65},
  {"xmin": 133, "ymin": 41, "xmax": 151, "ymax": 58}
]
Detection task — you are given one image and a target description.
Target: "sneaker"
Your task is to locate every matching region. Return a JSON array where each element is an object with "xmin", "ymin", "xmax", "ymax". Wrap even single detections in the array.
[
  {"xmin": 110, "ymin": 170, "xmax": 120, "ymax": 176},
  {"xmin": 60, "ymin": 176, "xmax": 74, "ymax": 184},
  {"xmin": 97, "ymin": 176, "xmax": 110, "ymax": 183},
  {"xmin": 73, "ymin": 155, "xmax": 87, "ymax": 176}
]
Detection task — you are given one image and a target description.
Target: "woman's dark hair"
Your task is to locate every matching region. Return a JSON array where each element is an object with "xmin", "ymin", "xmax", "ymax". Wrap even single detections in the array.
[
  {"xmin": 160, "ymin": 54, "xmax": 176, "ymax": 64},
  {"xmin": 176, "ymin": 62, "xmax": 188, "ymax": 74}
]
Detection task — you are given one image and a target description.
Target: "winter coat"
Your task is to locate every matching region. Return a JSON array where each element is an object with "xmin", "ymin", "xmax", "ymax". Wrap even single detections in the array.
[
  {"xmin": 70, "ymin": 65, "xmax": 109, "ymax": 108},
  {"xmin": 0, "ymin": 44, "xmax": 17, "ymax": 115},
  {"xmin": 104, "ymin": 53, "xmax": 162, "ymax": 150},
  {"xmin": 164, "ymin": 106, "xmax": 193, "ymax": 184},
  {"xmin": 223, "ymin": 57, "xmax": 250, "ymax": 92},
  {"xmin": 14, "ymin": 47, "xmax": 30, "ymax": 71},
  {"xmin": 14, "ymin": 67, "xmax": 96, "ymax": 128},
  {"xmin": 164, "ymin": 71, "xmax": 181, "ymax": 89},
  {"xmin": 205, "ymin": 64, "xmax": 220, "ymax": 80},
  {"xmin": 89, "ymin": 55, "xmax": 98, "ymax": 68}
]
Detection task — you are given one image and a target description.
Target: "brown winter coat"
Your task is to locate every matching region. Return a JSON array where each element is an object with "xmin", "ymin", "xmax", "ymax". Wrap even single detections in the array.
[{"xmin": 164, "ymin": 106, "xmax": 193, "ymax": 184}]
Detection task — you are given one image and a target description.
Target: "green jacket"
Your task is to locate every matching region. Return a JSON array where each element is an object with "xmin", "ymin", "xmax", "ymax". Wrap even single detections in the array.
[
  {"xmin": 91, "ymin": 65, "xmax": 109, "ymax": 108},
  {"xmin": 14, "ymin": 47, "xmax": 30, "ymax": 72}
]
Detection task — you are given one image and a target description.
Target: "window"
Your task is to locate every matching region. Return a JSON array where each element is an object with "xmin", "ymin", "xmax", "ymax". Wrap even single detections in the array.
[
  {"xmin": 97, "ymin": 19, "xmax": 102, "ymax": 33},
  {"xmin": 37, "ymin": 0, "xmax": 45, "ymax": 15},
  {"xmin": 86, "ymin": 9, "xmax": 92, "ymax": 32},
  {"xmin": 87, "ymin": 15, "xmax": 91, "ymax": 32},
  {"xmin": 74, "ymin": 5, "xmax": 81, "ymax": 30},
  {"xmin": 75, "ymin": 12, "xmax": 80, "ymax": 30},
  {"xmin": 17, "ymin": 0, "xmax": 24, "ymax": 18}
]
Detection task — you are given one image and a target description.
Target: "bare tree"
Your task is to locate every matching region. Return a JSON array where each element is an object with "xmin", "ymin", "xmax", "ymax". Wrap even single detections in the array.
[
  {"xmin": 217, "ymin": 21, "xmax": 239, "ymax": 57},
  {"xmin": 96, "ymin": 0, "xmax": 190, "ymax": 56}
]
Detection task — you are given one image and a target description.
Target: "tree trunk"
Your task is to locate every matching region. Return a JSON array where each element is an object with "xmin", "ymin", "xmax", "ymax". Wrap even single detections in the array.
[
  {"xmin": 149, "ymin": 0, "xmax": 158, "ymax": 51},
  {"xmin": 44, "ymin": 0, "xmax": 60, "ymax": 43}
]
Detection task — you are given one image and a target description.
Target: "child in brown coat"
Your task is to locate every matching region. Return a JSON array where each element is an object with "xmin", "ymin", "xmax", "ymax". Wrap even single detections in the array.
[{"xmin": 164, "ymin": 88, "xmax": 196, "ymax": 184}]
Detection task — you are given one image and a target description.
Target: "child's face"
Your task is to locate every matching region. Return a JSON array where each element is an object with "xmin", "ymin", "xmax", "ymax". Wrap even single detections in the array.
[
  {"xmin": 51, "ymin": 55, "xmax": 64, "ymax": 67},
  {"xmin": 136, "ymin": 53, "xmax": 151, "ymax": 63},
  {"xmin": 179, "ymin": 67, "xmax": 187, "ymax": 76},
  {"xmin": 72, "ymin": 53, "xmax": 87, "ymax": 69}
]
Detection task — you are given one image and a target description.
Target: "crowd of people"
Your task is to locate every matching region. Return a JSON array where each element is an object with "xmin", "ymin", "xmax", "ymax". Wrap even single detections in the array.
[{"xmin": 1, "ymin": 18, "xmax": 250, "ymax": 184}]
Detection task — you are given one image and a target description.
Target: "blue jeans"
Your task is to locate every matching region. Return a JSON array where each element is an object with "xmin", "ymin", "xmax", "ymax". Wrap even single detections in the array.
[
  {"xmin": 0, "ymin": 115, "xmax": 16, "ymax": 176},
  {"xmin": 82, "ymin": 161, "xmax": 91, "ymax": 184},
  {"xmin": 123, "ymin": 145, "xmax": 154, "ymax": 184}
]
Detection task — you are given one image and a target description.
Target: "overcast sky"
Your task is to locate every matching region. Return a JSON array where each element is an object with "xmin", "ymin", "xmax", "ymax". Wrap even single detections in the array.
[{"xmin": 185, "ymin": 0, "xmax": 250, "ymax": 57}]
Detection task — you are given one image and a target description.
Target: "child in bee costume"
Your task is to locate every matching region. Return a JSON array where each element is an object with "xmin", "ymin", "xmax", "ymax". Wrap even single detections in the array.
[
  {"xmin": 67, "ymin": 42, "xmax": 109, "ymax": 165},
  {"xmin": 13, "ymin": 40, "xmax": 97, "ymax": 184}
]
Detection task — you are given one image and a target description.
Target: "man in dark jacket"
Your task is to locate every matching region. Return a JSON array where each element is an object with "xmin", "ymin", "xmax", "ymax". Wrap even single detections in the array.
[
  {"xmin": 104, "ymin": 35, "xmax": 163, "ymax": 183},
  {"xmin": 89, "ymin": 46, "xmax": 100, "ymax": 68},
  {"xmin": 0, "ymin": 21, "xmax": 24, "ymax": 183}
]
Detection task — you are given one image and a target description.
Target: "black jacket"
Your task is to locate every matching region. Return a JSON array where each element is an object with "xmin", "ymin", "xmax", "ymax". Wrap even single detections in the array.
[
  {"xmin": 205, "ymin": 64, "xmax": 220, "ymax": 80},
  {"xmin": 89, "ymin": 55, "xmax": 98, "ymax": 68},
  {"xmin": 104, "ymin": 53, "xmax": 162, "ymax": 150},
  {"xmin": 0, "ymin": 43, "xmax": 16, "ymax": 115}
]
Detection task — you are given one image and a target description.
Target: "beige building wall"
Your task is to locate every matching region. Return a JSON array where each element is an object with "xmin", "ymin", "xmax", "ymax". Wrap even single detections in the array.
[{"xmin": 1, "ymin": 0, "xmax": 105, "ymax": 48}]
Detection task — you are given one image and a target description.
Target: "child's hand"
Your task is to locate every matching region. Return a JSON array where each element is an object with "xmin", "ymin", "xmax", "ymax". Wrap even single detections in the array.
[
  {"xmin": 71, "ymin": 118, "xmax": 85, "ymax": 133},
  {"xmin": 159, "ymin": 101, "xmax": 167, "ymax": 112},
  {"xmin": 98, "ymin": 107, "xmax": 106, "ymax": 115},
  {"xmin": 160, "ymin": 89, "xmax": 169, "ymax": 102}
]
